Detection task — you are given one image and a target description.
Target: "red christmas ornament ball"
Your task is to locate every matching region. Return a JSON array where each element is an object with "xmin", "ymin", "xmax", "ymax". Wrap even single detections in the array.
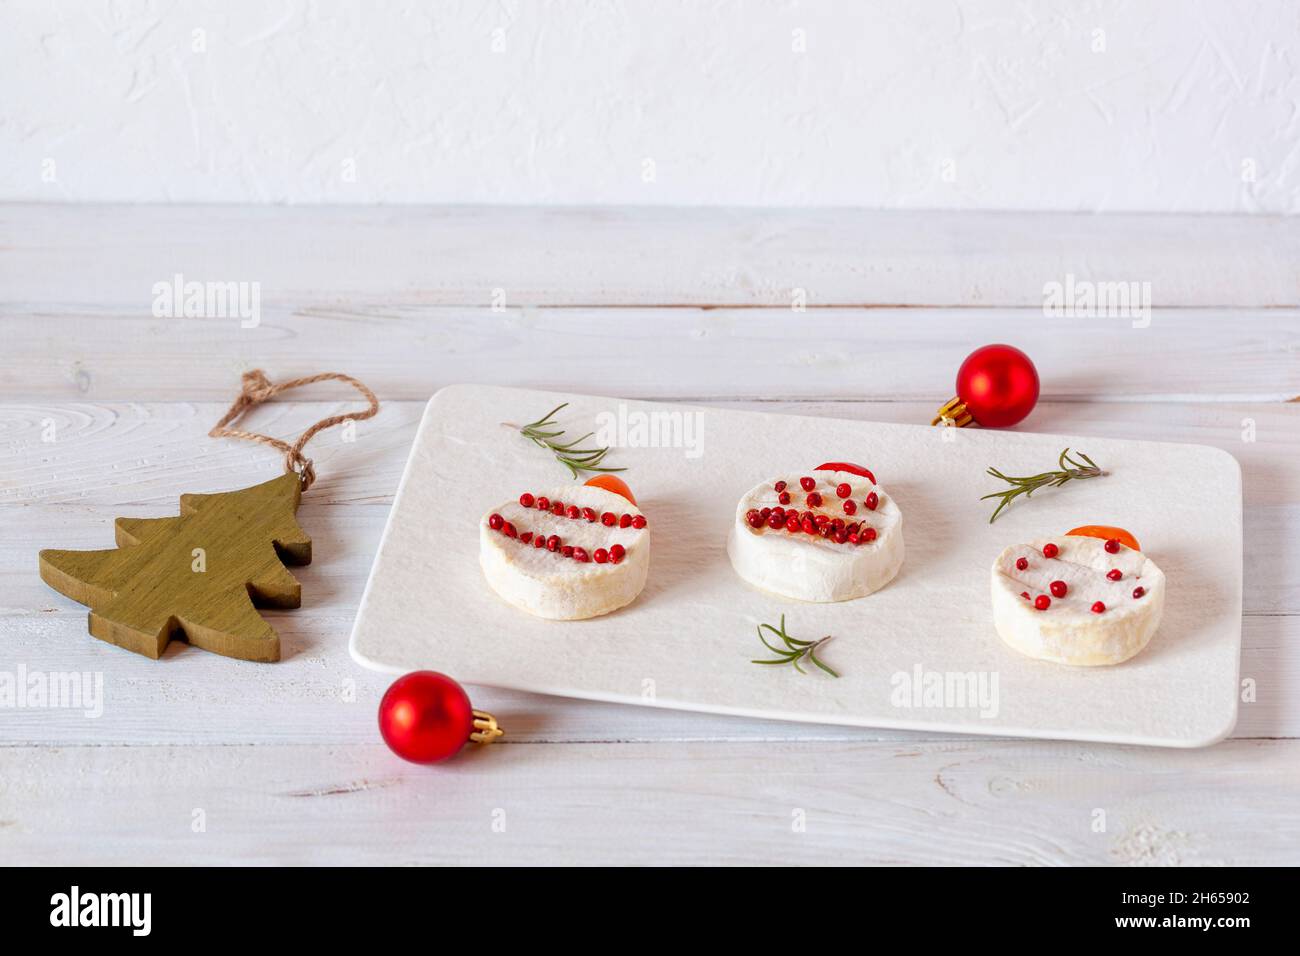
[
  {"xmin": 954, "ymin": 344, "xmax": 1039, "ymax": 428},
  {"xmin": 379, "ymin": 671, "xmax": 476, "ymax": 764}
]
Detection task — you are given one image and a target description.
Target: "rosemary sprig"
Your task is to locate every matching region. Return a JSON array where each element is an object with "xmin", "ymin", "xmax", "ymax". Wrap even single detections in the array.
[
  {"xmin": 981, "ymin": 447, "xmax": 1106, "ymax": 524},
  {"xmin": 751, "ymin": 614, "xmax": 839, "ymax": 677},
  {"xmin": 511, "ymin": 402, "xmax": 626, "ymax": 479}
]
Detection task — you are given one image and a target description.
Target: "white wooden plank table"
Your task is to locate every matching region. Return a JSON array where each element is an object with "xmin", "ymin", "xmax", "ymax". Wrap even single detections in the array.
[{"xmin": 1, "ymin": 205, "xmax": 1297, "ymax": 865}]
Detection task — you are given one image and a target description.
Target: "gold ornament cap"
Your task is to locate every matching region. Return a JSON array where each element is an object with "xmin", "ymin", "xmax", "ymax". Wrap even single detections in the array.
[
  {"xmin": 931, "ymin": 397, "xmax": 974, "ymax": 427},
  {"xmin": 470, "ymin": 709, "xmax": 505, "ymax": 745}
]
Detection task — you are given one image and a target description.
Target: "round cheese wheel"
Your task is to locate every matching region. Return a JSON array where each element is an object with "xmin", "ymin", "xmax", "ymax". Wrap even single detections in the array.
[
  {"xmin": 726, "ymin": 469, "xmax": 903, "ymax": 602},
  {"xmin": 991, "ymin": 534, "xmax": 1165, "ymax": 665},
  {"xmin": 480, "ymin": 486, "xmax": 649, "ymax": 620}
]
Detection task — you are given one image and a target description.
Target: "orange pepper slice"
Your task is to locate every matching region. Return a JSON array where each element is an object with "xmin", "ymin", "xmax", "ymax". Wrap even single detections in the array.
[
  {"xmin": 584, "ymin": 474, "xmax": 636, "ymax": 506},
  {"xmin": 1066, "ymin": 525, "xmax": 1141, "ymax": 552}
]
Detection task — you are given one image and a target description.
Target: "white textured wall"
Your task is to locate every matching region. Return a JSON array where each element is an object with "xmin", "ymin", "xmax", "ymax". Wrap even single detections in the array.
[{"xmin": 3, "ymin": 0, "xmax": 1298, "ymax": 211}]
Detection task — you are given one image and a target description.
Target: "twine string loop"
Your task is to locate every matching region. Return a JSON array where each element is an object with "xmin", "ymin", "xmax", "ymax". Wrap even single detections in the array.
[{"xmin": 209, "ymin": 370, "xmax": 379, "ymax": 490}]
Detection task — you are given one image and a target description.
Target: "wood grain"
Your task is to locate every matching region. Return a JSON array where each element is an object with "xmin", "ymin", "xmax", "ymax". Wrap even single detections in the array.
[
  {"xmin": 3, "ymin": 206, "xmax": 1297, "ymax": 308},
  {"xmin": 38, "ymin": 473, "xmax": 310, "ymax": 660},
  {"xmin": 6, "ymin": 398, "xmax": 1297, "ymax": 506},
  {"xmin": 1, "ymin": 739, "xmax": 1295, "ymax": 866},
  {"xmin": 3, "ymin": 306, "xmax": 1298, "ymax": 402},
  {"xmin": 2, "ymin": 205, "xmax": 1297, "ymax": 864},
  {"xmin": 3, "ymin": 400, "xmax": 1295, "ymax": 745},
  {"xmin": 3, "ymin": 596, "xmax": 1293, "ymax": 745},
  {"xmin": 3, "ymin": 401, "xmax": 1296, "ymax": 609}
]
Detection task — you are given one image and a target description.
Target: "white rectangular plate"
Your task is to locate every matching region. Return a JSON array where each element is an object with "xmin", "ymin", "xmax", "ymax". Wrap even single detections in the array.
[{"xmin": 350, "ymin": 385, "xmax": 1242, "ymax": 747}]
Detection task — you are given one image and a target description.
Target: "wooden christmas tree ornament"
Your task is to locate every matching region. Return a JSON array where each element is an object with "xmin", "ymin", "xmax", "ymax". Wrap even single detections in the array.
[{"xmin": 39, "ymin": 370, "xmax": 379, "ymax": 662}]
